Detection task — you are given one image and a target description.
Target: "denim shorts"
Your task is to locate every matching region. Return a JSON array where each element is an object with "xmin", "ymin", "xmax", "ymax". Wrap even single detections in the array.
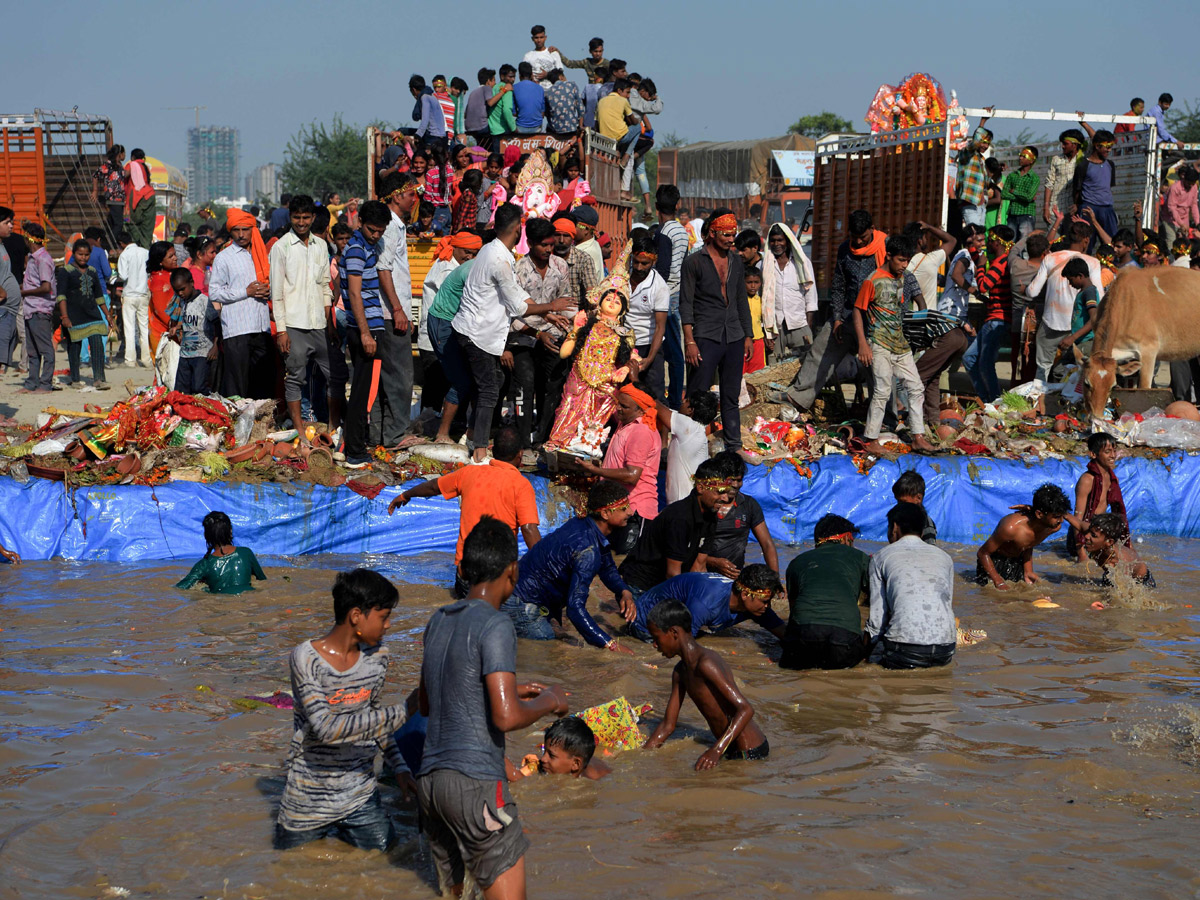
[{"xmin": 273, "ymin": 789, "xmax": 394, "ymax": 851}]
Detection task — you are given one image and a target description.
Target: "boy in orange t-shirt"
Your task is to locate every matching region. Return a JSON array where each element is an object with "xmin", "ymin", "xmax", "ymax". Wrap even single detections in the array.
[{"xmin": 387, "ymin": 427, "xmax": 540, "ymax": 595}]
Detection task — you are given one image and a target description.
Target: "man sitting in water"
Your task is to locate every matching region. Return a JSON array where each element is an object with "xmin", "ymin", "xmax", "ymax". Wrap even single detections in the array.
[
  {"xmin": 976, "ymin": 483, "xmax": 1077, "ymax": 590},
  {"xmin": 781, "ymin": 514, "xmax": 870, "ymax": 670},
  {"xmin": 867, "ymin": 502, "xmax": 956, "ymax": 669},
  {"xmin": 629, "ymin": 565, "xmax": 786, "ymax": 643},
  {"xmin": 501, "ymin": 481, "xmax": 637, "ymax": 654}
]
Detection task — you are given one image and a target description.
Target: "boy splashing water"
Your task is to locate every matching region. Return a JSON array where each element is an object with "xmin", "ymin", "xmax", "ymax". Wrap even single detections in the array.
[
  {"xmin": 1069, "ymin": 433, "xmax": 1128, "ymax": 562},
  {"xmin": 643, "ymin": 599, "xmax": 767, "ymax": 769}
]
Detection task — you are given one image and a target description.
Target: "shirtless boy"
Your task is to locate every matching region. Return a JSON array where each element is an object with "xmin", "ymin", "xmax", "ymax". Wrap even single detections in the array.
[
  {"xmin": 976, "ymin": 483, "xmax": 1077, "ymax": 589},
  {"xmin": 1069, "ymin": 433, "xmax": 1128, "ymax": 562},
  {"xmin": 1084, "ymin": 513, "xmax": 1155, "ymax": 589},
  {"xmin": 643, "ymin": 598, "xmax": 767, "ymax": 770},
  {"xmin": 508, "ymin": 717, "xmax": 612, "ymax": 781}
]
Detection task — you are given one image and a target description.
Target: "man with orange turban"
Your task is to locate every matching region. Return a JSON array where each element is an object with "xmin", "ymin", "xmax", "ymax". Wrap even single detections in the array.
[
  {"xmin": 578, "ymin": 383, "xmax": 661, "ymax": 553},
  {"xmin": 210, "ymin": 207, "xmax": 274, "ymax": 399}
]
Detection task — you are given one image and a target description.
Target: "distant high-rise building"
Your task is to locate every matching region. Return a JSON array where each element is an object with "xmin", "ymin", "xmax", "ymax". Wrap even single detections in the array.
[
  {"xmin": 245, "ymin": 163, "xmax": 279, "ymax": 204},
  {"xmin": 187, "ymin": 125, "xmax": 239, "ymax": 205}
]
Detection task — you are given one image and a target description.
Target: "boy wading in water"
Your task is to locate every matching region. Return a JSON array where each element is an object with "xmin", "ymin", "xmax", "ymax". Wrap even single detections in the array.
[
  {"xmin": 643, "ymin": 598, "xmax": 767, "ymax": 770},
  {"xmin": 417, "ymin": 516, "xmax": 569, "ymax": 899},
  {"xmin": 275, "ymin": 569, "xmax": 412, "ymax": 851},
  {"xmin": 976, "ymin": 483, "xmax": 1077, "ymax": 590}
]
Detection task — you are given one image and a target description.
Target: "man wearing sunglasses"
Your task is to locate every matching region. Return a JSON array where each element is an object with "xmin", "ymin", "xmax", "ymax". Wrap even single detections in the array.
[{"xmin": 1071, "ymin": 122, "xmax": 1118, "ymax": 250}]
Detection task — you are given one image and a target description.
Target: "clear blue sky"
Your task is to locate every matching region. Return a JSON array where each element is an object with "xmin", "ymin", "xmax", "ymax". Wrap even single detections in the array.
[{"xmin": 6, "ymin": 0, "xmax": 1193, "ymax": 193}]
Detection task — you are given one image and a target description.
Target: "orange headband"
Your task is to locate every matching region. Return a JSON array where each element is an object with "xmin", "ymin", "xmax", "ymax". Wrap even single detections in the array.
[
  {"xmin": 634, "ymin": 251, "xmax": 657, "ymax": 263},
  {"xmin": 817, "ymin": 532, "xmax": 854, "ymax": 544},
  {"xmin": 554, "ymin": 218, "xmax": 577, "ymax": 237},
  {"xmin": 711, "ymin": 214, "xmax": 737, "ymax": 233}
]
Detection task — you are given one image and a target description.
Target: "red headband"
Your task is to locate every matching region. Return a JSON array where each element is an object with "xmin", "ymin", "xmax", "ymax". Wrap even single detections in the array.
[{"xmin": 711, "ymin": 214, "xmax": 737, "ymax": 233}]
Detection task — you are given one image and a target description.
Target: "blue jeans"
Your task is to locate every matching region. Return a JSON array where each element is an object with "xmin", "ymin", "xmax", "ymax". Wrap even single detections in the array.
[
  {"xmin": 1080, "ymin": 203, "xmax": 1118, "ymax": 252},
  {"xmin": 501, "ymin": 595, "xmax": 556, "ymax": 640},
  {"xmin": 515, "ymin": 124, "xmax": 542, "ymax": 134},
  {"xmin": 274, "ymin": 790, "xmax": 394, "ymax": 851},
  {"xmin": 663, "ymin": 306, "xmax": 684, "ymax": 409},
  {"xmin": 617, "ymin": 123, "xmax": 640, "ymax": 154},
  {"xmin": 1008, "ymin": 214, "xmax": 1034, "ymax": 240},
  {"xmin": 427, "ymin": 314, "xmax": 470, "ymax": 406},
  {"xmin": 963, "ymin": 318, "xmax": 1006, "ymax": 402},
  {"xmin": 961, "ymin": 203, "xmax": 986, "ymax": 227}
]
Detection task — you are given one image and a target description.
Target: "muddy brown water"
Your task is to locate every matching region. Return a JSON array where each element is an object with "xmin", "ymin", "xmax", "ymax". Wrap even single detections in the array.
[{"xmin": 2, "ymin": 540, "xmax": 1199, "ymax": 900}]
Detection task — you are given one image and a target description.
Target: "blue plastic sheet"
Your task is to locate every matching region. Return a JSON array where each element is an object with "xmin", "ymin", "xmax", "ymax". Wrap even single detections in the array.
[{"xmin": 3, "ymin": 452, "xmax": 1199, "ymax": 561}]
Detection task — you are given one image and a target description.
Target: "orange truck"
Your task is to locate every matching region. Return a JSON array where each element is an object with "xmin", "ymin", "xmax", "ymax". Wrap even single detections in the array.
[{"xmin": 0, "ymin": 110, "xmax": 114, "ymax": 254}]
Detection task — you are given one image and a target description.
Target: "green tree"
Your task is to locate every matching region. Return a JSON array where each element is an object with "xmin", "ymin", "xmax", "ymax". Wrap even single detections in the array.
[
  {"xmin": 1166, "ymin": 99, "xmax": 1200, "ymax": 144},
  {"xmin": 994, "ymin": 127, "xmax": 1049, "ymax": 149},
  {"xmin": 787, "ymin": 112, "xmax": 853, "ymax": 139},
  {"xmin": 280, "ymin": 115, "xmax": 382, "ymax": 201},
  {"xmin": 660, "ymin": 131, "xmax": 688, "ymax": 148}
]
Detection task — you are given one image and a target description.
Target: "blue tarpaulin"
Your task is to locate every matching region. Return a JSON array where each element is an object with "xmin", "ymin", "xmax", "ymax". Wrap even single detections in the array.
[{"xmin": 2, "ymin": 452, "xmax": 1199, "ymax": 562}]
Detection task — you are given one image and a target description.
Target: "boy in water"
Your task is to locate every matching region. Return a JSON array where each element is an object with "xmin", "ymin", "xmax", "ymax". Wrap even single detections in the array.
[
  {"xmin": 891, "ymin": 470, "xmax": 937, "ymax": 543},
  {"xmin": 976, "ymin": 483, "xmax": 1076, "ymax": 590},
  {"xmin": 1069, "ymin": 432, "xmax": 1127, "ymax": 562},
  {"xmin": 275, "ymin": 569, "xmax": 412, "ymax": 851},
  {"xmin": 509, "ymin": 717, "xmax": 611, "ymax": 781},
  {"xmin": 1084, "ymin": 513, "xmax": 1155, "ymax": 588},
  {"xmin": 417, "ymin": 517, "xmax": 569, "ymax": 898},
  {"xmin": 643, "ymin": 598, "xmax": 767, "ymax": 769}
]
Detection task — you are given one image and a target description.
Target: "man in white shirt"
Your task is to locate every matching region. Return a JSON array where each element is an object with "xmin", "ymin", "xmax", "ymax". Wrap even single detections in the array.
[
  {"xmin": 452, "ymin": 204, "xmax": 569, "ymax": 461},
  {"xmin": 867, "ymin": 502, "xmax": 956, "ymax": 669},
  {"xmin": 761, "ymin": 223, "xmax": 819, "ymax": 365},
  {"xmin": 626, "ymin": 231, "xmax": 669, "ymax": 398},
  {"xmin": 658, "ymin": 392, "xmax": 718, "ymax": 503},
  {"xmin": 523, "ymin": 25, "xmax": 564, "ymax": 88},
  {"xmin": 210, "ymin": 209, "xmax": 274, "ymax": 399},
  {"xmin": 270, "ymin": 195, "xmax": 343, "ymax": 432},
  {"xmin": 905, "ymin": 221, "xmax": 957, "ymax": 313},
  {"xmin": 116, "ymin": 231, "xmax": 151, "ymax": 367},
  {"xmin": 374, "ymin": 173, "xmax": 420, "ymax": 447},
  {"xmin": 1027, "ymin": 220, "xmax": 1102, "ymax": 381}
]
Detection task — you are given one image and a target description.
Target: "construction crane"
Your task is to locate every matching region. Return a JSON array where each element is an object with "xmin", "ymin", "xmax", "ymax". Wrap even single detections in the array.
[{"xmin": 163, "ymin": 106, "xmax": 208, "ymax": 128}]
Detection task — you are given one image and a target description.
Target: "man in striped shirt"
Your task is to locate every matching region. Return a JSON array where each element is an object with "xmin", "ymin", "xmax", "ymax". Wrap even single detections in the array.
[
  {"xmin": 210, "ymin": 209, "xmax": 274, "ymax": 399},
  {"xmin": 340, "ymin": 201, "xmax": 392, "ymax": 466}
]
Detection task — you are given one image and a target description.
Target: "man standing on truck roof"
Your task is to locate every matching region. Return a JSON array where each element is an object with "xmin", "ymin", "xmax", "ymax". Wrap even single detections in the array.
[
  {"xmin": 488, "ymin": 65, "xmax": 518, "ymax": 141},
  {"xmin": 954, "ymin": 110, "xmax": 993, "ymax": 229},
  {"xmin": 681, "ymin": 207, "xmax": 753, "ymax": 453},
  {"xmin": 372, "ymin": 173, "xmax": 420, "ymax": 450},
  {"xmin": 524, "ymin": 24, "xmax": 564, "ymax": 89},
  {"xmin": 124, "ymin": 149, "xmax": 156, "ymax": 250},
  {"xmin": 783, "ymin": 209, "xmax": 883, "ymax": 413},
  {"xmin": 550, "ymin": 36, "xmax": 607, "ymax": 82}
]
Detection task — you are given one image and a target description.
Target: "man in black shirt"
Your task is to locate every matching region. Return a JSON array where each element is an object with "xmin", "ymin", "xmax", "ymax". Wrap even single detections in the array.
[
  {"xmin": 618, "ymin": 458, "xmax": 734, "ymax": 597},
  {"xmin": 680, "ymin": 206, "xmax": 752, "ymax": 451},
  {"xmin": 704, "ymin": 450, "xmax": 778, "ymax": 577}
]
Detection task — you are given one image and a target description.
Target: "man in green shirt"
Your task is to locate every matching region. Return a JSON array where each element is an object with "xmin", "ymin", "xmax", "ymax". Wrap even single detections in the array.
[
  {"xmin": 780, "ymin": 514, "xmax": 869, "ymax": 670},
  {"xmin": 1002, "ymin": 146, "xmax": 1041, "ymax": 240},
  {"xmin": 488, "ymin": 64, "xmax": 517, "ymax": 137}
]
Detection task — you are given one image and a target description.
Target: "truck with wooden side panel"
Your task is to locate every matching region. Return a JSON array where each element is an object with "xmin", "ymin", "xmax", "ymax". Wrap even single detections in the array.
[{"xmin": 809, "ymin": 107, "xmax": 1161, "ymax": 297}]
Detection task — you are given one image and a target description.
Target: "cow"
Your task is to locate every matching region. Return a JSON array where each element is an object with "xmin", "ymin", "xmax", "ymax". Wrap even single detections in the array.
[{"xmin": 1082, "ymin": 267, "xmax": 1200, "ymax": 418}]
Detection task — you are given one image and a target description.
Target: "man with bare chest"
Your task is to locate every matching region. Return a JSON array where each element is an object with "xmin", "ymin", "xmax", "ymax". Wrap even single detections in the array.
[{"xmin": 976, "ymin": 483, "xmax": 1080, "ymax": 590}]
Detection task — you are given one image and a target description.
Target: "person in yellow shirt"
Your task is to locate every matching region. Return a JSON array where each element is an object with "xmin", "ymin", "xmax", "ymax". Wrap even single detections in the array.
[
  {"xmin": 744, "ymin": 266, "xmax": 766, "ymax": 373},
  {"xmin": 596, "ymin": 80, "xmax": 638, "ymax": 164}
]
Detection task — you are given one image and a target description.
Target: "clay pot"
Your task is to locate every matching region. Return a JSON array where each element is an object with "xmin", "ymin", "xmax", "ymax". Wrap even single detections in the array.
[
  {"xmin": 314, "ymin": 431, "xmax": 335, "ymax": 450},
  {"xmin": 307, "ymin": 447, "xmax": 334, "ymax": 470},
  {"xmin": 66, "ymin": 441, "xmax": 89, "ymax": 461},
  {"xmin": 1053, "ymin": 419, "xmax": 1069, "ymax": 434},
  {"xmin": 939, "ymin": 409, "xmax": 964, "ymax": 424},
  {"xmin": 223, "ymin": 443, "xmax": 259, "ymax": 464},
  {"xmin": 1164, "ymin": 400, "xmax": 1200, "ymax": 421},
  {"xmin": 272, "ymin": 441, "xmax": 297, "ymax": 460},
  {"xmin": 116, "ymin": 453, "xmax": 142, "ymax": 476},
  {"xmin": 936, "ymin": 424, "xmax": 958, "ymax": 441},
  {"xmin": 26, "ymin": 463, "xmax": 66, "ymax": 481}
]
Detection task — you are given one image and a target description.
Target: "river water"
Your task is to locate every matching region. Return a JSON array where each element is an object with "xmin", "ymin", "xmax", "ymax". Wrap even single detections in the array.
[{"xmin": 2, "ymin": 539, "xmax": 1199, "ymax": 900}]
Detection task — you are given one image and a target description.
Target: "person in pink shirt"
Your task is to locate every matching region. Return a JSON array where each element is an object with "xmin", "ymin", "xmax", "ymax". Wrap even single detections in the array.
[
  {"xmin": 579, "ymin": 384, "xmax": 661, "ymax": 554},
  {"xmin": 1162, "ymin": 165, "xmax": 1199, "ymax": 249}
]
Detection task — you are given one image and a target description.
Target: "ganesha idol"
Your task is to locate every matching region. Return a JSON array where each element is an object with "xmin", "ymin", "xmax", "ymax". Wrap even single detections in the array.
[{"xmin": 511, "ymin": 150, "xmax": 562, "ymax": 255}]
